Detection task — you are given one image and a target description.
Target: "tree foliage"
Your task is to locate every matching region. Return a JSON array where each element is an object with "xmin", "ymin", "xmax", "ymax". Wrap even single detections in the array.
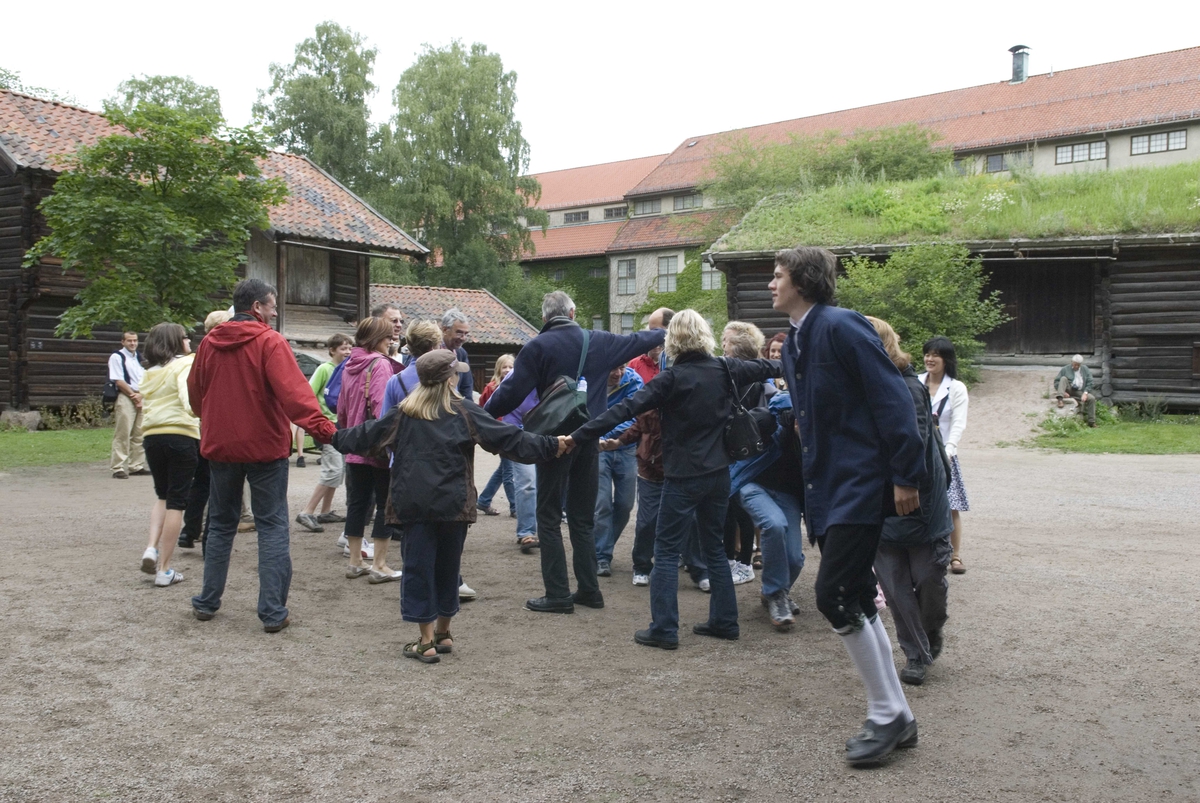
[
  {"xmin": 703, "ymin": 124, "xmax": 951, "ymax": 212},
  {"xmin": 638, "ymin": 249, "xmax": 727, "ymax": 334},
  {"xmin": 837, "ymin": 244, "xmax": 1009, "ymax": 383},
  {"xmin": 375, "ymin": 41, "xmax": 547, "ymax": 293},
  {"xmin": 26, "ymin": 106, "xmax": 287, "ymax": 337},
  {"xmin": 0, "ymin": 66, "xmax": 77, "ymax": 104},
  {"xmin": 108, "ymin": 75, "xmax": 222, "ymax": 122},
  {"xmin": 254, "ymin": 21, "xmax": 378, "ymax": 193}
]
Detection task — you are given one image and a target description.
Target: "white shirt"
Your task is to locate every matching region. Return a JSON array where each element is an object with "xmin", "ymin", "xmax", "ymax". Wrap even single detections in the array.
[
  {"xmin": 1072, "ymin": 369, "xmax": 1083, "ymax": 390},
  {"xmin": 918, "ymin": 372, "xmax": 968, "ymax": 457},
  {"xmin": 108, "ymin": 348, "xmax": 144, "ymax": 391}
]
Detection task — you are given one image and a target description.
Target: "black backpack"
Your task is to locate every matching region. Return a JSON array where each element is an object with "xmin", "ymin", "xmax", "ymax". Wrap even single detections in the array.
[
  {"xmin": 721, "ymin": 358, "xmax": 766, "ymax": 461},
  {"xmin": 102, "ymin": 350, "xmax": 135, "ymax": 408}
]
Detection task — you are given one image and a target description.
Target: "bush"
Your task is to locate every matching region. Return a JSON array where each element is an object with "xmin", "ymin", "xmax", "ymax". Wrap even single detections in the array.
[
  {"xmin": 37, "ymin": 396, "xmax": 111, "ymax": 430},
  {"xmin": 1118, "ymin": 397, "xmax": 1167, "ymax": 422}
]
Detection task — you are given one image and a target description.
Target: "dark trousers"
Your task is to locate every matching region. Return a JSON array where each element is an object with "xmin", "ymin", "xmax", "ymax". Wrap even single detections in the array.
[
  {"xmin": 723, "ymin": 499, "xmax": 755, "ymax": 564},
  {"xmin": 344, "ymin": 463, "xmax": 392, "ymax": 540},
  {"xmin": 400, "ymin": 521, "xmax": 468, "ymax": 624},
  {"xmin": 182, "ymin": 454, "xmax": 210, "ymax": 541},
  {"xmin": 144, "ymin": 433, "xmax": 199, "ymax": 510},
  {"xmin": 535, "ymin": 438, "xmax": 600, "ymax": 600},
  {"xmin": 875, "ymin": 541, "xmax": 950, "ymax": 664},
  {"xmin": 632, "ymin": 476, "xmax": 663, "ymax": 574},
  {"xmin": 815, "ymin": 523, "xmax": 883, "ymax": 631}
]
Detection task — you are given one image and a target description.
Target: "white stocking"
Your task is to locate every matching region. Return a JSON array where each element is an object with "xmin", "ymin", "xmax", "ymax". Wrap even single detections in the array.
[{"xmin": 837, "ymin": 619, "xmax": 904, "ymax": 723}]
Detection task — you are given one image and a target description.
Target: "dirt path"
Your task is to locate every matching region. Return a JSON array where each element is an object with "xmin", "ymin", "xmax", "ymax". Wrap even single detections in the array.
[{"xmin": 1, "ymin": 437, "xmax": 1198, "ymax": 801}]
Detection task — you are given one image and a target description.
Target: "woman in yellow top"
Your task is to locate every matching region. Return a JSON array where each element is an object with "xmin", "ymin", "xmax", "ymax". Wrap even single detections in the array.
[{"xmin": 138, "ymin": 322, "xmax": 200, "ymax": 587}]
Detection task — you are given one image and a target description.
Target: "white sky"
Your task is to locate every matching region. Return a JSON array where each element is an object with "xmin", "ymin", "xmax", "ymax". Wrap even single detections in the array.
[{"xmin": 6, "ymin": 1, "xmax": 1198, "ymax": 174}]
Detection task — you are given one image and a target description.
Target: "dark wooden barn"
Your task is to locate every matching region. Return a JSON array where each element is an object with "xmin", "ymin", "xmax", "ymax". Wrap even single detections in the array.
[
  {"xmin": 708, "ymin": 233, "xmax": 1200, "ymax": 408},
  {"xmin": 0, "ymin": 89, "xmax": 427, "ymax": 410}
]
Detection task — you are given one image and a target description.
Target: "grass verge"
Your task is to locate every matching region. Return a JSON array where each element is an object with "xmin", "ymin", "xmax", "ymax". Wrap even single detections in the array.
[
  {"xmin": 1033, "ymin": 415, "xmax": 1200, "ymax": 454},
  {"xmin": 0, "ymin": 427, "xmax": 114, "ymax": 469}
]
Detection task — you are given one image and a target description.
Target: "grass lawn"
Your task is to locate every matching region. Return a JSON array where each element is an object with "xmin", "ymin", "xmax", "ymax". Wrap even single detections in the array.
[
  {"xmin": 1034, "ymin": 417, "xmax": 1200, "ymax": 454},
  {"xmin": 0, "ymin": 427, "xmax": 114, "ymax": 469}
]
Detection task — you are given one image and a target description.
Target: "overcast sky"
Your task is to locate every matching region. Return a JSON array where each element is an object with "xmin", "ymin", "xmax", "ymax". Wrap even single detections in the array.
[{"xmin": 7, "ymin": 1, "xmax": 1198, "ymax": 174}]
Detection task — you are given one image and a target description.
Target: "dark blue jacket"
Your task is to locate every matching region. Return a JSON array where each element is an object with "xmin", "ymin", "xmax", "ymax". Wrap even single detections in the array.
[
  {"xmin": 452, "ymin": 345, "xmax": 473, "ymax": 398},
  {"xmin": 782, "ymin": 304, "xmax": 926, "ymax": 538},
  {"xmin": 485, "ymin": 317, "xmax": 665, "ymax": 420}
]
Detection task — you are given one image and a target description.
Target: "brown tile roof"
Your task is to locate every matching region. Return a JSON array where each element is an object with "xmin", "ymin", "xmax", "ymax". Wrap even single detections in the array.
[
  {"xmin": 629, "ymin": 46, "xmax": 1200, "ymax": 197},
  {"xmin": 0, "ymin": 88, "xmax": 426, "ymax": 256},
  {"xmin": 523, "ymin": 220, "xmax": 625, "ymax": 261},
  {"xmin": 369, "ymin": 284, "xmax": 538, "ymax": 346},
  {"xmin": 530, "ymin": 154, "xmax": 666, "ymax": 210},
  {"xmin": 607, "ymin": 209, "xmax": 738, "ymax": 254}
]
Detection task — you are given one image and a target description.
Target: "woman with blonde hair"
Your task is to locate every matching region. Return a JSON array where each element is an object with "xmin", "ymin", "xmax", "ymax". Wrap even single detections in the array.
[
  {"xmin": 570, "ymin": 309, "xmax": 781, "ymax": 649},
  {"xmin": 333, "ymin": 350, "xmax": 568, "ymax": 663}
]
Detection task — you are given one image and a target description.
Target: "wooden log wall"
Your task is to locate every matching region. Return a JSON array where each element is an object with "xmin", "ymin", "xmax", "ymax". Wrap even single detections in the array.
[
  {"xmin": 0, "ymin": 170, "xmax": 23, "ymax": 408},
  {"xmin": 330, "ymin": 250, "xmax": 359, "ymax": 322},
  {"xmin": 723, "ymin": 263, "xmax": 788, "ymax": 337}
]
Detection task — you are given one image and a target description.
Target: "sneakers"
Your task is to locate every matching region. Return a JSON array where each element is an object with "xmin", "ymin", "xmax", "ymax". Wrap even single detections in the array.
[
  {"xmin": 787, "ymin": 595, "xmax": 801, "ymax": 616},
  {"xmin": 927, "ymin": 629, "xmax": 944, "ymax": 661},
  {"xmin": 698, "ymin": 577, "xmax": 711, "ymax": 593},
  {"xmin": 632, "ymin": 573, "xmax": 650, "ymax": 587},
  {"xmin": 316, "ymin": 511, "xmax": 346, "ymax": 524},
  {"xmin": 477, "ymin": 504, "xmax": 500, "ymax": 516},
  {"xmin": 763, "ymin": 590, "xmax": 795, "ymax": 631},
  {"xmin": 336, "ymin": 533, "xmax": 348, "ymax": 549},
  {"xmin": 368, "ymin": 567, "xmax": 402, "ymax": 584},
  {"xmin": 338, "ymin": 535, "xmax": 374, "ymax": 560},
  {"xmin": 140, "ymin": 547, "xmax": 158, "ymax": 574},
  {"xmin": 729, "ymin": 560, "xmax": 755, "ymax": 585},
  {"xmin": 345, "ymin": 565, "xmax": 371, "ymax": 579},
  {"xmin": 596, "ymin": 559, "xmax": 612, "ymax": 577},
  {"xmin": 458, "ymin": 582, "xmax": 478, "ymax": 601},
  {"xmin": 900, "ymin": 658, "xmax": 927, "ymax": 686},
  {"xmin": 295, "ymin": 513, "xmax": 324, "ymax": 533},
  {"xmin": 296, "ymin": 456, "xmax": 306, "ymax": 468},
  {"xmin": 154, "ymin": 568, "xmax": 184, "ymax": 587}
]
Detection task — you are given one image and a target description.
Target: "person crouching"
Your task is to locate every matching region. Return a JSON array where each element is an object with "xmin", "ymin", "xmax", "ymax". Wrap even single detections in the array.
[{"xmin": 333, "ymin": 350, "xmax": 568, "ymax": 664}]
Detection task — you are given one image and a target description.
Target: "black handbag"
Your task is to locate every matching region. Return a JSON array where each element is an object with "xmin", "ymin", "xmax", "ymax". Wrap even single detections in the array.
[
  {"xmin": 524, "ymin": 329, "xmax": 591, "ymax": 437},
  {"xmin": 721, "ymin": 358, "xmax": 766, "ymax": 461}
]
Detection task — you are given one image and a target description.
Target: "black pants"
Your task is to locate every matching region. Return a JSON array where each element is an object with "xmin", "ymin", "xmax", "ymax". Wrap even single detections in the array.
[
  {"xmin": 144, "ymin": 434, "xmax": 199, "ymax": 510},
  {"xmin": 723, "ymin": 498, "xmax": 755, "ymax": 564},
  {"xmin": 400, "ymin": 521, "xmax": 468, "ymax": 623},
  {"xmin": 344, "ymin": 463, "xmax": 392, "ymax": 540},
  {"xmin": 182, "ymin": 454, "xmax": 210, "ymax": 541},
  {"xmin": 535, "ymin": 438, "xmax": 600, "ymax": 600},
  {"xmin": 814, "ymin": 523, "xmax": 883, "ymax": 630}
]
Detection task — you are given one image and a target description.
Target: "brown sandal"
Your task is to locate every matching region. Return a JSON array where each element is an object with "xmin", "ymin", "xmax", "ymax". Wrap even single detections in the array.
[
  {"xmin": 519, "ymin": 535, "xmax": 539, "ymax": 554},
  {"xmin": 433, "ymin": 631, "xmax": 454, "ymax": 654},
  {"xmin": 950, "ymin": 557, "xmax": 966, "ymax": 575},
  {"xmin": 403, "ymin": 639, "xmax": 440, "ymax": 664}
]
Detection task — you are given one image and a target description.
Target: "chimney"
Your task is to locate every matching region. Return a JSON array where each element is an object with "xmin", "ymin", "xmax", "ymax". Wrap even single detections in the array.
[{"xmin": 1009, "ymin": 45, "xmax": 1030, "ymax": 84}]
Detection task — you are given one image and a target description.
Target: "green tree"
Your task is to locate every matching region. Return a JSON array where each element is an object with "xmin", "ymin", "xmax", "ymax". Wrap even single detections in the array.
[
  {"xmin": 108, "ymin": 75, "xmax": 222, "ymax": 122},
  {"xmin": 254, "ymin": 21, "xmax": 378, "ymax": 193},
  {"xmin": 0, "ymin": 66, "xmax": 77, "ymax": 104},
  {"xmin": 26, "ymin": 105, "xmax": 287, "ymax": 337},
  {"xmin": 837, "ymin": 244, "xmax": 1009, "ymax": 382},
  {"xmin": 376, "ymin": 41, "xmax": 548, "ymax": 293}
]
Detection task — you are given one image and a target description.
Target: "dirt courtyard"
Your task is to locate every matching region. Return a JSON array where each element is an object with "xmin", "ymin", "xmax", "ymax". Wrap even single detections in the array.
[{"xmin": 1, "ymin": 370, "xmax": 1198, "ymax": 802}]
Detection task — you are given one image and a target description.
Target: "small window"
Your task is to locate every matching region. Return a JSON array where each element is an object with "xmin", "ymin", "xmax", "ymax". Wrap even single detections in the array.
[
  {"xmin": 617, "ymin": 259, "xmax": 637, "ymax": 295},
  {"xmin": 986, "ymin": 154, "xmax": 1006, "ymax": 173},
  {"xmin": 701, "ymin": 264, "xmax": 722, "ymax": 291},
  {"xmin": 604, "ymin": 206, "xmax": 627, "ymax": 220},
  {"xmin": 1169, "ymin": 130, "xmax": 1187, "ymax": 150},
  {"xmin": 1132, "ymin": 130, "xmax": 1187, "ymax": 156},
  {"xmin": 553, "ymin": 269, "xmax": 565, "ymax": 282},
  {"xmin": 952, "ymin": 157, "xmax": 969, "ymax": 175},
  {"xmin": 633, "ymin": 199, "xmax": 662, "ymax": 216},
  {"xmin": 589, "ymin": 266, "xmax": 606, "ymax": 279},
  {"xmin": 1056, "ymin": 141, "xmax": 1108, "ymax": 165},
  {"xmin": 592, "ymin": 315, "xmax": 604, "ymax": 331},
  {"xmin": 620, "ymin": 314, "xmax": 634, "ymax": 334},
  {"xmin": 657, "ymin": 256, "xmax": 678, "ymax": 293},
  {"xmin": 563, "ymin": 211, "xmax": 588, "ymax": 224},
  {"xmin": 673, "ymin": 193, "xmax": 702, "ymax": 211}
]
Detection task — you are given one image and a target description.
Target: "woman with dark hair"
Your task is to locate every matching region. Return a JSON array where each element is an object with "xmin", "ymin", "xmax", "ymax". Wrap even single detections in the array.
[
  {"xmin": 138, "ymin": 322, "xmax": 199, "ymax": 586},
  {"xmin": 764, "ymin": 333, "xmax": 788, "ymax": 392},
  {"xmin": 919, "ymin": 337, "xmax": 970, "ymax": 574}
]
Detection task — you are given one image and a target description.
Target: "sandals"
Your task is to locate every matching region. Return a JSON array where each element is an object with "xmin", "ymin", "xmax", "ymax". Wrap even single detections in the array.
[
  {"xmin": 751, "ymin": 551, "xmax": 763, "ymax": 571},
  {"xmin": 950, "ymin": 557, "xmax": 967, "ymax": 575},
  {"xmin": 433, "ymin": 631, "xmax": 454, "ymax": 654},
  {"xmin": 519, "ymin": 536, "xmax": 540, "ymax": 554},
  {"xmin": 403, "ymin": 640, "xmax": 440, "ymax": 664}
]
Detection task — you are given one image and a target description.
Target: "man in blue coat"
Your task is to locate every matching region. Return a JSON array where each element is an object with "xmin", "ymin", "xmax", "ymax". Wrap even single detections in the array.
[
  {"xmin": 486, "ymin": 291, "xmax": 668, "ymax": 614},
  {"xmin": 772, "ymin": 246, "xmax": 927, "ymax": 766}
]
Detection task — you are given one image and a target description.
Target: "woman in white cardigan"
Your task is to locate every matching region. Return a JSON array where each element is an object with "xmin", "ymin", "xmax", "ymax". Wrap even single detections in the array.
[{"xmin": 919, "ymin": 337, "xmax": 970, "ymax": 574}]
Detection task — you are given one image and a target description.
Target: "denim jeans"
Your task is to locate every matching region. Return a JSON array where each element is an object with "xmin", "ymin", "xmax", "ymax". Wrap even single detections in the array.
[
  {"xmin": 478, "ymin": 458, "xmax": 515, "ymax": 514},
  {"xmin": 510, "ymin": 461, "xmax": 537, "ymax": 539},
  {"xmin": 400, "ymin": 521, "xmax": 468, "ymax": 623},
  {"xmin": 648, "ymin": 470, "xmax": 738, "ymax": 642},
  {"xmin": 631, "ymin": 476, "xmax": 662, "ymax": 574},
  {"xmin": 192, "ymin": 458, "xmax": 292, "ymax": 627},
  {"xmin": 738, "ymin": 483, "xmax": 805, "ymax": 597},
  {"xmin": 593, "ymin": 446, "xmax": 637, "ymax": 565},
  {"xmin": 535, "ymin": 439, "xmax": 600, "ymax": 600}
]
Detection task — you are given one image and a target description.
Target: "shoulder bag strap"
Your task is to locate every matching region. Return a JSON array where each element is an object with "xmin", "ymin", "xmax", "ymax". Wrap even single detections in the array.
[
  {"xmin": 364, "ymin": 356, "xmax": 384, "ymax": 419},
  {"xmin": 721, "ymin": 358, "xmax": 746, "ymax": 412},
  {"xmin": 575, "ymin": 329, "xmax": 590, "ymax": 381},
  {"xmin": 934, "ymin": 394, "xmax": 949, "ymax": 420},
  {"xmin": 118, "ymin": 351, "xmax": 131, "ymax": 384}
]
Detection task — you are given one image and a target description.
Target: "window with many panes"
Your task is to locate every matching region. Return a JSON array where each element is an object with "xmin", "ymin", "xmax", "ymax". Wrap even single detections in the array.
[
  {"xmin": 620, "ymin": 314, "xmax": 634, "ymax": 334},
  {"xmin": 592, "ymin": 315, "xmax": 604, "ymax": 331},
  {"xmin": 589, "ymin": 266, "xmax": 606, "ymax": 278},
  {"xmin": 673, "ymin": 193, "xmax": 702, "ymax": 211},
  {"xmin": 701, "ymin": 264, "xmax": 722, "ymax": 291},
  {"xmin": 563, "ymin": 211, "xmax": 588, "ymax": 224},
  {"xmin": 633, "ymin": 199, "xmax": 662, "ymax": 216},
  {"xmin": 657, "ymin": 256, "xmax": 678, "ymax": 292},
  {"xmin": 617, "ymin": 259, "xmax": 637, "ymax": 295},
  {"xmin": 604, "ymin": 206, "xmax": 627, "ymax": 220},
  {"xmin": 1131, "ymin": 130, "xmax": 1187, "ymax": 155},
  {"xmin": 1055, "ymin": 141, "xmax": 1107, "ymax": 164},
  {"xmin": 553, "ymin": 269, "xmax": 565, "ymax": 281}
]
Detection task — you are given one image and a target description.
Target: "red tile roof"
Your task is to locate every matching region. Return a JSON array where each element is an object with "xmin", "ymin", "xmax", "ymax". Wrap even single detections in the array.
[
  {"xmin": 530, "ymin": 154, "xmax": 666, "ymax": 210},
  {"xmin": 523, "ymin": 220, "xmax": 625, "ymax": 261},
  {"xmin": 607, "ymin": 210, "xmax": 737, "ymax": 254},
  {"xmin": 0, "ymin": 89, "xmax": 426, "ymax": 256},
  {"xmin": 369, "ymin": 284, "xmax": 538, "ymax": 346},
  {"xmin": 629, "ymin": 46, "xmax": 1200, "ymax": 197}
]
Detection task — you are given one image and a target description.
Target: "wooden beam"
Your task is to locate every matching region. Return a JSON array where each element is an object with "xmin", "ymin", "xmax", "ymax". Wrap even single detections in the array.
[
  {"xmin": 357, "ymin": 253, "xmax": 369, "ymax": 321},
  {"xmin": 275, "ymin": 240, "xmax": 287, "ymax": 335}
]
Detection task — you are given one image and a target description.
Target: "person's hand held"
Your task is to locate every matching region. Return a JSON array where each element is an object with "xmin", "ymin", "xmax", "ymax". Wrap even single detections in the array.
[
  {"xmin": 894, "ymin": 485, "xmax": 920, "ymax": 516},
  {"xmin": 944, "ymin": 442, "xmax": 957, "ymax": 459}
]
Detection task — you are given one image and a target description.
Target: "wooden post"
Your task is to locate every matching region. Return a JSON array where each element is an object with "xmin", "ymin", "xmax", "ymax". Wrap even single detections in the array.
[
  {"xmin": 275, "ymin": 240, "xmax": 287, "ymax": 335},
  {"xmin": 357, "ymin": 253, "xmax": 369, "ymax": 321}
]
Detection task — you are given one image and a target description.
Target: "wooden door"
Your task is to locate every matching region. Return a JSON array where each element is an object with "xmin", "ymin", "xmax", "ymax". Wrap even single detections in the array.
[
  {"xmin": 982, "ymin": 262, "xmax": 1094, "ymax": 354},
  {"xmin": 285, "ymin": 246, "xmax": 330, "ymax": 306}
]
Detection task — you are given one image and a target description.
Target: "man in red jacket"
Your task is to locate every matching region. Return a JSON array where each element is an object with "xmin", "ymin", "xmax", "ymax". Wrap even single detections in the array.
[{"xmin": 188, "ymin": 278, "xmax": 338, "ymax": 632}]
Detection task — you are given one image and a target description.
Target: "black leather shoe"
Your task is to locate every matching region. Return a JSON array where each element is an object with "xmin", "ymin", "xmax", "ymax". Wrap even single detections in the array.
[
  {"xmin": 571, "ymin": 590, "xmax": 605, "ymax": 609},
  {"xmin": 524, "ymin": 596, "xmax": 574, "ymax": 614},
  {"xmin": 845, "ymin": 716, "xmax": 918, "ymax": 765},
  {"xmin": 177, "ymin": 535, "xmax": 196, "ymax": 549},
  {"xmin": 900, "ymin": 658, "xmax": 926, "ymax": 686},
  {"xmin": 634, "ymin": 628, "xmax": 678, "ymax": 650},
  {"xmin": 927, "ymin": 629, "xmax": 944, "ymax": 661},
  {"xmin": 692, "ymin": 622, "xmax": 739, "ymax": 640}
]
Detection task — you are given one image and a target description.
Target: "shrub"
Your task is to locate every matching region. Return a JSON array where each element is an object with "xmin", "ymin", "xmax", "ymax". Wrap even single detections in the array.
[{"xmin": 37, "ymin": 396, "xmax": 111, "ymax": 430}]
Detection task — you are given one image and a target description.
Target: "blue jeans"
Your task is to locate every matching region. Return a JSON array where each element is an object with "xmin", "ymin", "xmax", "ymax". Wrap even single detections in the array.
[
  {"xmin": 192, "ymin": 458, "xmax": 292, "ymax": 627},
  {"xmin": 594, "ymin": 446, "xmax": 636, "ymax": 565},
  {"xmin": 631, "ymin": 476, "xmax": 662, "ymax": 574},
  {"xmin": 400, "ymin": 521, "xmax": 468, "ymax": 623},
  {"xmin": 478, "ymin": 458, "xmax": 515, "ymax": 514},
  {"xmin": 648, "ymin": 470, "xmax": 738, "ymax": 641},
  {"xmin": 510, "ymin": 461, "xmax": 537, "ymax": 539},
  {"xmin": 738, "ymin": 483, "xmax": 805, "ymax": 596}
]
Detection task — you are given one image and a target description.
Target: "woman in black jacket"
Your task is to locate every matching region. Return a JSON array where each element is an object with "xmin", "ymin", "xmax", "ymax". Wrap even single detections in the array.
[
  {"xmin": 333, "ymin": 350, "xmax": 568, "ymax": 664},
  {"xmin": 569, "ymin": 310, "xmax": 781, "ymax": 649}
]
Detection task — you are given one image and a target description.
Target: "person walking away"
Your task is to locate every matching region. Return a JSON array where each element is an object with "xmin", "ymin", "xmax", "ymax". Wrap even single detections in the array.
[
  {"xmin": 333, "ymin": 350, "xmax": 568, "ymax": 663},
  {"xmin": 187, "ymin": 278, "xmax": 338, "ymax": 632},
  {"xmin": 109, "ymin": 331, "xmax": 147, "ymax": 479},
  {"xmin": 294, "ymin": 333, "xmax": 353, "ymax": 532},
  {"xmin": 476, "ymin": 354, "xmax": 517, "ymax": 517},
  {"xmin": 337, "ymin": 317, "xmax": 403, "ymax": 584},
  {"xmin": 440, "ymin": 309, "xmax": 474, "ymax": 399},
  {"xmin": 771, "ymin": 246, "xmax": 926, "ymax": 765},
  {"xmin": 593, "ymin": 364, "xmax": 642, "ymax": 577},
  {"xmin": 568, "ymin": 310, "xmax": 782, "ymax": 648},
  {"xmin": 179, "ymin": 310, "xmax": 232, "ymax": 552},
  {"xmin": 485, "ymin": 291, "xmax": 668, "ymax": 614},
  {"xmin": 138, "ymin": 323, "xmax": 199, "ymax": 587},
  {"xmin": 919, "ymin": 337, "xmax": 970, "ymax": 575},
  {"xmin": 1054, "ymin": 354, "xmax": 1097, "ymax": 427}
]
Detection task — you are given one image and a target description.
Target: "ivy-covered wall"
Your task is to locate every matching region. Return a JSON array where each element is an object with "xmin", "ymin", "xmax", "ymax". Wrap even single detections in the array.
[
  {"xmin": 524, "ymin": 256, "xmax": 610, "ymax": 328},
  {"xmin": 638, "ymin": 248, "xmax": 728, "ymax": 332}
]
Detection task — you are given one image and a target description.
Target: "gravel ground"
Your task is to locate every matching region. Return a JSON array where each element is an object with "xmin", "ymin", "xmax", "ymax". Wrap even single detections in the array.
[{"xmin": 1, "ymin": 372, "xmax": 1197, "ymax": 802}]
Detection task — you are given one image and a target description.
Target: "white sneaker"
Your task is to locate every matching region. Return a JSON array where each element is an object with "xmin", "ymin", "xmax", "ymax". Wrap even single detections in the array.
[
  {"xmin": 336, "ymin": 533, "xmax": 348, "ymax": 549},
  {"xmin": 362, "ymin": 539, "xmax": 375, "ymax": 560},
  {"xmin": 632, "ymin": 573, "xmax": 650, "ymax": 587},
  {"xmin": 141, "ymin": 547, "xmax": 158, "ymax": 574},
  {"xmin": 698, "ymin": 577, "xmax": 711, "ymax": 592},
  {"xmin": 154, "ymin": 568, "xmax": 184, "ymax": 587},
  {"xmin": 458, "ymin": 581, "xmax": 477, "ymax": 601},
  {"xmin": 729, "ymin": 560, "xmax": 755, "ymax": 585}
]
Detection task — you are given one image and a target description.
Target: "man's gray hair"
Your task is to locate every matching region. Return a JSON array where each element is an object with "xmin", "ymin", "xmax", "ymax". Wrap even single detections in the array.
[
  {"xmin": 541, "ymin": 291, "xmax": 575, "ymax": 321},
  {"xmin": 1072, "ymin": 354, "xmax": 1084, "ymax": 364},
  {"xmin": 441, "ymin": 308, "xmax": 469, "ymax": 329},
  {"xmin": 371, "ymin": 302, "xmax": 401, "ymax": 318}
]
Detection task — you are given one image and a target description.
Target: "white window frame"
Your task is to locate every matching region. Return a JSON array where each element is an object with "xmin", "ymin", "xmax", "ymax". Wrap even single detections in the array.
[
  {"xmin": 701, "ymin": 264, "xmax": 722, "ymax": 291},
  {"xmin": 673, "ymin": 193, "xmax": 702, "ymax": 211},
  {"xmin": 563, "ymin": 210, "xmax": 588, "ymax": 224},
  {"xmin": 616, "ymin": 259, "xmax": 637, "ymax": 296},
  {"xmin": 657, "ymin": 256, "xmax": 678, "ymax": 293},
  {"xmin": 620, "ymin": 314, "xmax": 634, "ymax": 334},
  {"xmin": 604, "ymin": 206, "xmax": 627, "ymax": 220},
  {"xmin": 633, "ymin": 199, "xmax": 662, "ymax": 216},
  {"xmin": 1132, "ymin": 130, "xmax": 1187, "ymax": 156}
]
